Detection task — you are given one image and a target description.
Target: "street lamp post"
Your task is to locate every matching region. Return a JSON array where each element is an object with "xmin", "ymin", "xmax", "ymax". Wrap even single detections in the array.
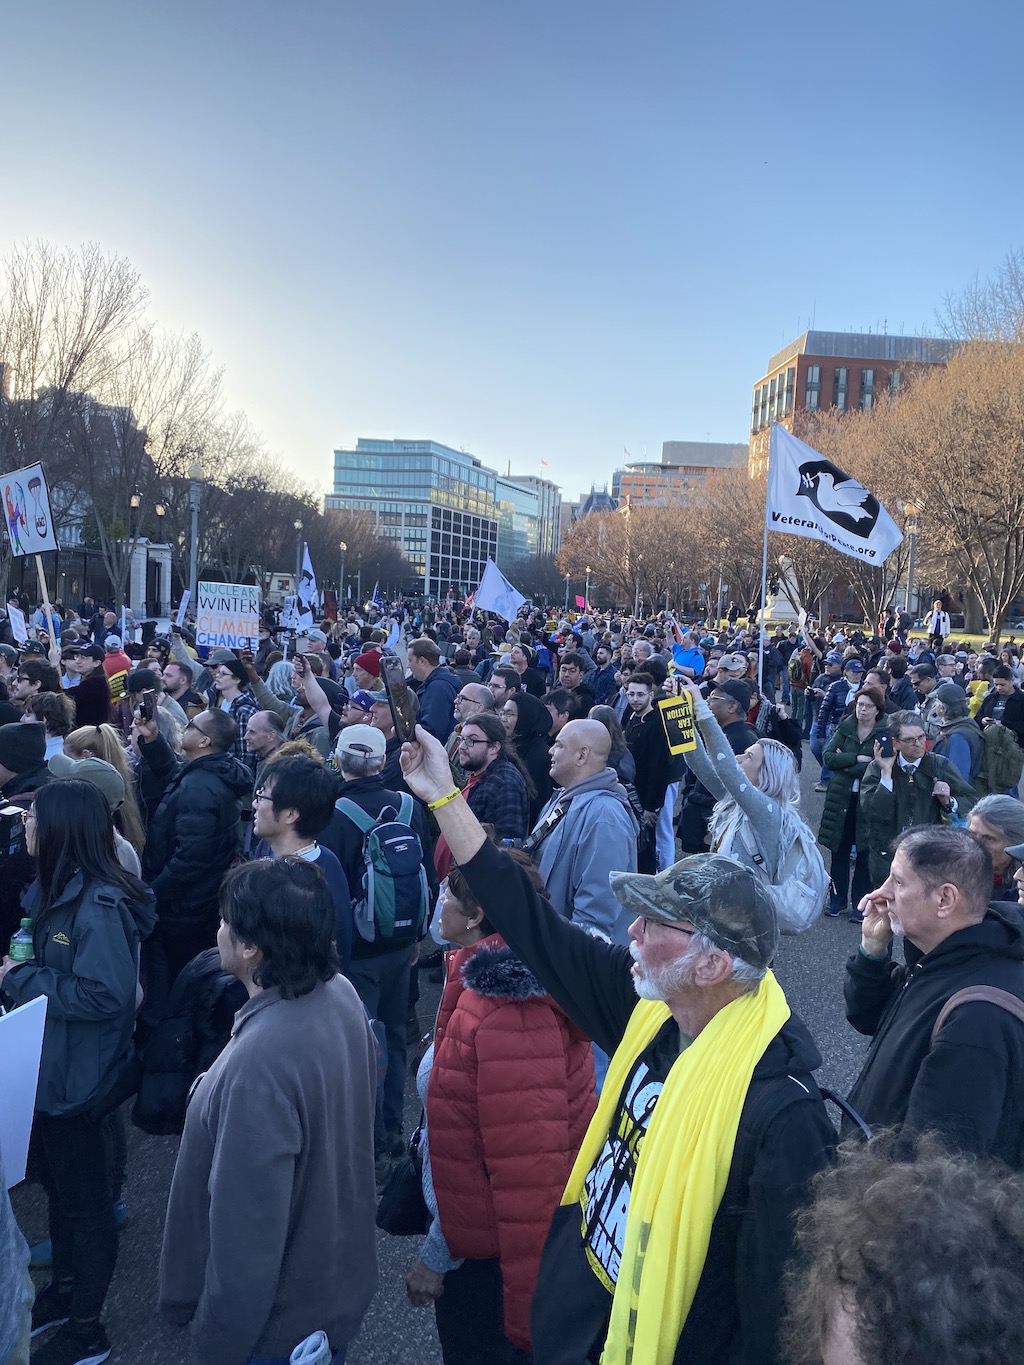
[
  {"xmin": 564, "ymin": 572, "xmax": 570, "ymax": 612},
  {"xmin": 188, "ymin": 461, "xmax": 205, "ymax": 611},
  {"xmin": 585, "ymin": 564, "xmax": 591, "ymax": 612},
  {"xmin": 293, "ymin": 520, "xmax": 304, "ymax": 586},
  {"xmin": 339, "ymin": 541, "xmax": 347, "ymax": 607},
  {"xmin": 903, "ymin": 502, "xmax": 920, "ymax": 621}
]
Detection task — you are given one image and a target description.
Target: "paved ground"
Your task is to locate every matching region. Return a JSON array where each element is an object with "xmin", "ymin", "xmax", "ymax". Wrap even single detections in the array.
[{"xmin": 13, "ymin": 752, "xmax": 863, "ymax": 1365}]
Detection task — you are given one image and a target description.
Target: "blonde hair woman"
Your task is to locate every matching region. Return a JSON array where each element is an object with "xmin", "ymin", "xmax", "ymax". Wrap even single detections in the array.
[{"xmin": 62, "ymin": 725, "xmax": 146, "ymax": 853}]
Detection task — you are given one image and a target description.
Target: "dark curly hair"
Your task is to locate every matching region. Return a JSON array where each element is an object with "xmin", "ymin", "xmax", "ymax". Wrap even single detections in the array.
[{"xmin": 784, "ymin": 1132, "xmax": 1024, "ymax": 1365}]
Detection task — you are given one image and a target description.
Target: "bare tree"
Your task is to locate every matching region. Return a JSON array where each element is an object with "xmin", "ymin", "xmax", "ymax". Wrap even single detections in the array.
[
  {"xmin": 0, "ymin": 242, "xmax": 148, "ymax": 594},
  {"xmin": 939, "ymin": 247, "xmax": 1024, "ymax": 343},
  {"xmin": 885, "ymin": 341, "xmax": 1024, "ymax": 643}
]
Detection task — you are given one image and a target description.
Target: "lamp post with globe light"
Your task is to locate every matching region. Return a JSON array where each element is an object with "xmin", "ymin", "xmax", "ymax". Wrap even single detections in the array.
[{"xmin": 188, "ymin": 460, "xmax": 205, "ymax": 610}]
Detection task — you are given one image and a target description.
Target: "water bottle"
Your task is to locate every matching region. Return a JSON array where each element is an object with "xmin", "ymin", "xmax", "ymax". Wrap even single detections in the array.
[{"xmin": 8, "ymin": 918, "xmax": 34, "ymax": 964}]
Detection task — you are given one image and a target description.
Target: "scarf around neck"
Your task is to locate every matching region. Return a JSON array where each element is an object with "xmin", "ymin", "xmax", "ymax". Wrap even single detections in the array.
[{"xmin": 561, "ymin": 970, "xmax": 791, "ymax": 1364}]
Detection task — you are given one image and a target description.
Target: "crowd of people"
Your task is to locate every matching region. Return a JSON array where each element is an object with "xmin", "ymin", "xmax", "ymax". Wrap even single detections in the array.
[{"xmin": 3, "ymin": 590, "xmax": 1024, "ymax": 1365}]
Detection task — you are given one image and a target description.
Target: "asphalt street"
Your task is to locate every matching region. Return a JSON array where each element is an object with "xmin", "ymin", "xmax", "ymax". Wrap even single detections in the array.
[{"xmin": 12, "ymin": 751, "xmax": 866, "ymax": 1365}]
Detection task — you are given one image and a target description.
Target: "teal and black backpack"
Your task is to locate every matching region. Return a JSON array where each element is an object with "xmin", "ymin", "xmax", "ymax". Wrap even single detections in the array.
[{"xmin": 336, "ymin": 793, "xmax": 429, "ymax": 945}]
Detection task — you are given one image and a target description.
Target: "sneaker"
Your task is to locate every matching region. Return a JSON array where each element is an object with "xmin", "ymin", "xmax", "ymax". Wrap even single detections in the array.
[
  {"xmin": 28, "ymin": 1318, "xmax": 111, "ymax": 1365},
  {"xmin": 823, "ymin": 905, "xmax": 844, "ymax": 918},
  {"xmin": 848, "ymin": 910, "xmax": 864, "ymax": 924},
  {"xmin": 30, "ymin": 1281, "xmax": 73, "ymax": 1337},
  {"xmin": 813, "ymin": 781, "xmax": 829, "ymax": 793}
]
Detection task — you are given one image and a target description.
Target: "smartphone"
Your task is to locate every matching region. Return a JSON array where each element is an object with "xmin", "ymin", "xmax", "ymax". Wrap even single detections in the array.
[
  {"xmin": 139, "ymin": 689, "xmax": 158, "ymax": 723},
  {"xmin": 381, "ymin": 655, "xmax": 417, "ymax": 744},
  {"xmin": 878, "ymin": 733, "xmax": 894, "ymax": 759}
]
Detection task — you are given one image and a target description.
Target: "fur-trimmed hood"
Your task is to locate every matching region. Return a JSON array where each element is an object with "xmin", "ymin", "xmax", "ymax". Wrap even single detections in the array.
[{"xmin": 459, "ymin": 939, "xmax": 548, "ymax": 1001}]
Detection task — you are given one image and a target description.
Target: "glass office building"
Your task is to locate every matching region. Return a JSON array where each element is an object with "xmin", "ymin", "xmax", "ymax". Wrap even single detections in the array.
[{"xmin": 326, "ymin": 439, "xmax": 499, "ymax": 598}]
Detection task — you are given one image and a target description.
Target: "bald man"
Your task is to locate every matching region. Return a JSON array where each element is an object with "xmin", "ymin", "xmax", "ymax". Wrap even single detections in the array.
[{"xmin": 524, "ymin": 719, "xmax": 640, "ymax": 939}]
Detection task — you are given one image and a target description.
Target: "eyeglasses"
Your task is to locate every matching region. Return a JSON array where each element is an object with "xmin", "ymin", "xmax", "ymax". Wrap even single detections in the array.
[
  {"xmin": 640, "ymin": 916, "xmax": 696, "ymax": 936},
  {"xmin": 458, "ymin": 736, "xmax": 491, "ymax": 748},
  {"xmin": 252, "ymin": 788, "xmax": 273, "ymax": 803},
  {"xmin": 20, "ymin": 809, "xmax": 36, "ymax": 823}
]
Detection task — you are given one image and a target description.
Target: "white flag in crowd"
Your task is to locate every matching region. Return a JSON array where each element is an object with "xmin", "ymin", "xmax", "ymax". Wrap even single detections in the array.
[
  {"xmin": 767, "ymin": 424, "xmax": 903, "ymax": 565},
  {"xmin": 473, "ymin": 559, "xmax": 526, "ymax": 622},
  {"xmin": 297, "ymin": 543, "xmax": 319, "ymax": 628}
]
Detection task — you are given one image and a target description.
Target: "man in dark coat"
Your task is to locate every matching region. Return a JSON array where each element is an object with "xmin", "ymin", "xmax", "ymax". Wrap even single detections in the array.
[
  {"xmin": 408, "ymin": 638, "xmax": 460, "ymax": 742},
  {"xmin": 137, "ymin": 708, "xmax": 252, "ymax": 1000},
  {"xmin": 859, "ymin": 710, "xmax": 977, "ymax": 884},
  {"xmin": 977, "ymin": 666, "xmax": 1024, "ymax": 750},
  {"xmin": 845, "ymin": 826, "xmax": 1024, "ymax": 1165}
]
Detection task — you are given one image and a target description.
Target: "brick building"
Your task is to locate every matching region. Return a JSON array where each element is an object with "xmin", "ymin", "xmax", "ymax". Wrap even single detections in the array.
[{"xmin": 749, "ymin": 330, "xmax": 958, "ymax": 473}]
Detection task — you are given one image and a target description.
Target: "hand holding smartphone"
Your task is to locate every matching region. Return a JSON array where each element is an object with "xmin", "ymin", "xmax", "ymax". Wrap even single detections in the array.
[{"xmin": 381, "ymin": 656, "xmax": 417, "ymax": 744}]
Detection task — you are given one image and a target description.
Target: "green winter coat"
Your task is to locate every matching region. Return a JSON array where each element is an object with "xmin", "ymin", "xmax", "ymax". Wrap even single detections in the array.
[
  {"xmin": 859, "ymin": 750, "xmax": 978, "ymax": 884},
  {"xmin": 818, "ymin": 716, "xmax": 889, "ymax": 852}
]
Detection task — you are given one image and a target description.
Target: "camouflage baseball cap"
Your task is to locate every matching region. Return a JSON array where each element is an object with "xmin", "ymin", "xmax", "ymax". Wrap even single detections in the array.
[{"xmin": 609, "ymin": 854, "xmax": 778, "ymax": 969}]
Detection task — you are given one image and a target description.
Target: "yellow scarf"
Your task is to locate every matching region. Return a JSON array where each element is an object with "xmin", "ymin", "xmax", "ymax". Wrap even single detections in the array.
[{"xmin": 561, "ymin": 970, "xmax": 791, "ymax": 1364}]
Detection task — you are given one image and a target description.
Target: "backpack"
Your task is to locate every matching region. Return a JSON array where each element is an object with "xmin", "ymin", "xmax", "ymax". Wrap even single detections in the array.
[
  {"xmin": 132, "ymin": 948, "xmax": 248, "ymax": 1135},
  {"xmin": 976, "ymin": 723, "xmax": 1024, "ymax": 796},
  {"xmin": 729, "ymin": 812, "xmax": 829, "ymax": 935},
  {"xmin": 336, "ymin": 793, "xmax": 430, "ymax": 946},
  {"xmin": 788, "ymin": 653, "xmax": 805, "ymax": 685}
]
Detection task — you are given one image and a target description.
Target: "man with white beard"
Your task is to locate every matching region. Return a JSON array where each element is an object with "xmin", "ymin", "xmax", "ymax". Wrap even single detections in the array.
[
  {"xmin": 844, "ymin": 825, "xmax": 1024, "ymax": 1164},
  {"xmin": 396, "ymin": 722, "xmax": 834, "ymax": 1365}
]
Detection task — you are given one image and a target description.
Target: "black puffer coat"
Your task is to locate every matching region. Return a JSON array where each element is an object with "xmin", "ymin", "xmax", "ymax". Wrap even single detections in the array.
[{"xmin": 140, "ymin": 734, "xmax": 252, "ymax": 924}]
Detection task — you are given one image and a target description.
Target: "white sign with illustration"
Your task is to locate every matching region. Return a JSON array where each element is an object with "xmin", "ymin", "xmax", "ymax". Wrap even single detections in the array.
[{"xmin": 3, "ymin": 462, "xmax": 58, "ymax": 557}]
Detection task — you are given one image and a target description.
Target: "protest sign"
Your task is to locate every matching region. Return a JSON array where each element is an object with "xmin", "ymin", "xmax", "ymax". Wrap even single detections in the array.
[
  {"xmin": 657, "ymin": 691, "xmax": 697, "ymax": 755},
  {"xmin": 175, "ymin": 590, "xmax": 190, "ymax": 628},
  {"xmin": 0, "ymin": 996, "xmax": 47, "ymax": 1187},
  {"xmin": 195, "ymin": 581, "xmax": 261, "ymax": 650},
  {"xmin": 2, "ymin": 463, "xmax": 58, "ymax": 557},
  {"xmin": 6, "ymin": 601, "xmax": 28, "ymax": 644}
]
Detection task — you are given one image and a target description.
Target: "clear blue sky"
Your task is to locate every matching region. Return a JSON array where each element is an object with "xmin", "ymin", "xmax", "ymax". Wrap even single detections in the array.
[{"xmin": 3, "ymin": 0, "xmax": 1022, "ymax": 501}]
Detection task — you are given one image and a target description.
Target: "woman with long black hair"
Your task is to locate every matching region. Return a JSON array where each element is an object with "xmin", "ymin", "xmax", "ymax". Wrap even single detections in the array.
[{"xmin": 0, "ymin": 780, "xmax": 156, "ymax": 1365}]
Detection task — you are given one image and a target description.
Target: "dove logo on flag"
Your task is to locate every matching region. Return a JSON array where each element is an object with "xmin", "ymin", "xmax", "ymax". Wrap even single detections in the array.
[
  {"xmin": 796, "ymin": 459, "xmax": 880, "ymax": 540},
  {"xmin": 767, "ymin": 424, "xmax": 902, "ymax": 565}
]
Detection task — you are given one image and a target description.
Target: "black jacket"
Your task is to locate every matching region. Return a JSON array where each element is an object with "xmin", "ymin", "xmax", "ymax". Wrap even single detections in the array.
[
  {"xmin": 3, "ymin": 872, "xmax": 156, "ymax": 1116},
  {"xmin": 460, "ymin": 838, "xmax": 835, "ymax": 1365},
  {"xmin": 978, "ymin": 687, "xmax": 1024, "ymax": 749},
  {"xmin": 845, "ymin": 903, "xmax": 1024, "ymax": 1164},
  {"xmin": 624, "ymin": 707, "xmax": 672, "ymax": 813},
  {"xmin": 415, "ymin": 665, "xmax": 461, "ymax": 742},
  {"xmin": 140, "ymin": 736, "xmax": 252, "ymax": 922},
  {"xmin": 0, "ymin": 762, "xmax": 54, "ymax": 953},
  {"xmin": 320, "ymin": 775, "xmax": 436, "ymax": 958}
]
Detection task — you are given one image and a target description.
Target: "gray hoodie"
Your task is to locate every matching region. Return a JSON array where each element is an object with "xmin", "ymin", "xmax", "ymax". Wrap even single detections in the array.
[{"xmin": 532, "ymin": 767, "xmax": 640, "ymax": 941}]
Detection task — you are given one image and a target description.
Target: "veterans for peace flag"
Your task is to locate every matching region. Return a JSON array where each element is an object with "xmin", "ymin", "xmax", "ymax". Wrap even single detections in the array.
[
  {"xmin": 473, "ymin": 558, "xmax": 527, "ymax": 622},
  {"xmin": 767, "ymin": 424, "xmax": 903, "ymax": 565}
]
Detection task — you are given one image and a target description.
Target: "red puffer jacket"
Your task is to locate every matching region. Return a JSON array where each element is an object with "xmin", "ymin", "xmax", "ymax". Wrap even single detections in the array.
[{"xmin": 429, "ymin": 933, "xmax": 596, "ymax": 1353}]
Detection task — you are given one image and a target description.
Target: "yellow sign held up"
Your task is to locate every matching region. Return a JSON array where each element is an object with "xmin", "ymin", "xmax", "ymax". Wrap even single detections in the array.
[{"xmin": 657, "ymin": 691, "xmax": 697, "ymax": 754}]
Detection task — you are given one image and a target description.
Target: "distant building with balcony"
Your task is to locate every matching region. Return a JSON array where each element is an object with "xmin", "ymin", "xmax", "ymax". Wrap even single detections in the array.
[
  {"xmin": 749, "ymin": 330, "xmax": 958, "ymax": 474},
  {"xmin": 611, "ymin": 441, "xmax": 747, "ymax": 506}
]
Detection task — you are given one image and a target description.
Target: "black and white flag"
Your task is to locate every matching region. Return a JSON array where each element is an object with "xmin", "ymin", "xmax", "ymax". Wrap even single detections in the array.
[{"xmin": 767, "ymin": 425, "xmax": 903, "ymax": 564}]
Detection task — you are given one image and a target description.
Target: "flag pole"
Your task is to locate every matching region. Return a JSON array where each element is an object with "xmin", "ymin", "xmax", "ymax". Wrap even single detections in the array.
[{"xmin": 757, "ymin": 427, "xmax": 774, "ymax": 696}]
